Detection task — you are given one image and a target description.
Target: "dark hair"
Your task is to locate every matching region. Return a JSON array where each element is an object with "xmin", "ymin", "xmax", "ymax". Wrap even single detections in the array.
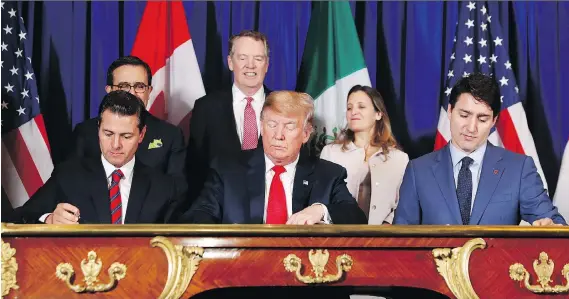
[
  {"xmin": 106, "ymin": 56, "xmax": 152, "ymax": 86},
  {"xmin": 335, "ymin": 85, "xmax": 400, "ymax": 157},
  {"xmin": 449, "ymin": 73, "xmax": 501, "ymax": 117},
  {"xmin": 98, "ymin": 90, "xmax": 146, "ymax": 131},
  {"xmin": 228, "ymin": 30, "xmax": 270, "ymax": 57}
]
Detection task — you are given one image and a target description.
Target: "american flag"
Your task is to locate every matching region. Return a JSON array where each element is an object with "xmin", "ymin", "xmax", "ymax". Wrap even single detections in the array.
[
  {"xmin": 434, "ymin": 1, "xmax": 548, "ymax": 190},
  {"xmin": 1, "ymin": 1, "xmax": 53, "ymax": 208}
]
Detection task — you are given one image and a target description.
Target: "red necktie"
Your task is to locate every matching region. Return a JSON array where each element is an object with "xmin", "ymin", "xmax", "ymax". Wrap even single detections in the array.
[
  {"xmin": 109, "ymin": 169, "xmax": 124, "ymax": 224},
  {"xmin": 242, "ymin": 97, "xmax": 258, "ymax": 150},
  {"xmin": 266, "ymin": 165, "xmax": 287, "ymax": 224}
]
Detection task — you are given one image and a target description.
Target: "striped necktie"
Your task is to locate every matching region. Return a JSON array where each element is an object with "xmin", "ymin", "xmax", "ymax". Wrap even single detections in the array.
[{"xmin": 109, "ymin": 169, "xmax": 124, "ymax": 224}]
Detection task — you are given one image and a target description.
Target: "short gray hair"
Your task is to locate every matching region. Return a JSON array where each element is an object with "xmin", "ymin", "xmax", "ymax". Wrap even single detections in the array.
[{"xmin": 228, "ymin": 30, "xmax": 270, "ymax": 57}]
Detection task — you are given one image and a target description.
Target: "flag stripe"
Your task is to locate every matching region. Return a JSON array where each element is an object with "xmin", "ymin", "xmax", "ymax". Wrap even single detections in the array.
[
  {"xmin": 2, "ymin": 129, "xmax": 44, "ymax": 199},
  {"xmin": 130, "ymin": 0, "xmax": 206, "ymax": 136},
  {"xmin": 495, "ymin": 109, "xmax": 524, "ymax": 154},
  {"xmin": 148, "ymin": 39, "xmax": 205, "ymax": 124},
  {"xmin": 313, "ymin": 68, "xmax": 371, "ymax": 132},
  {"xmin": 34, "ymin": 114, "xmax": 51, "ymax": 154},
  {"xmin": 298, "ymin": 2, "xmax": 368, "ymax": 99},
  {"xmin": 488, "ymin": 130, "xmax": 503, "ymax": 147},
  {"xmin": 507, "ymin": 103, "xmax": 546, "ymax": 171},
  {"xmin": 1, "ymin": 142, "xmax": 29, "ymax": 208},
  {"xmin": 148, "ymin": 91, "xmax": 166, "ymax": 120},
  {"xmin": 19, "ymin": 118, "xmax": 54, "ymax": 182},
  {"xmin": 130, "ymin": 1, "xmax": 191, "ymax": 75},
  {"xmin": 435, "ymin": 108, "xmax": 451, "ymax": 143}
]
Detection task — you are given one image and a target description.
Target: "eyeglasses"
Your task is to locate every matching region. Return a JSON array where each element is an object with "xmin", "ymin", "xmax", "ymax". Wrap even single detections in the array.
[{"xmin": 111, "ymin": 83, "xmax": 149, "ymax": 93}]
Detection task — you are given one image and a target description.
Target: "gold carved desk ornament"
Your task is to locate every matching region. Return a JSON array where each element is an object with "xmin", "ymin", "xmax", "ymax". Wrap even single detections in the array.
[
  {"xmin": 1, "ymin": 239, "xmax": 19, "ymax": 297},
  {"xmin": 55, "ymin": 250, "xmax": 127, "ymax": 293},
  {"xmin": 432, "ymin": 238, "xmax": 486, "ymax": 299},
  {"xmin": 509, "ymin": 251, "xmax": 569, "ymax": 294},
  {"xmin": 283, "ymin": 249, "xmax": 353, "ymax": 284}
]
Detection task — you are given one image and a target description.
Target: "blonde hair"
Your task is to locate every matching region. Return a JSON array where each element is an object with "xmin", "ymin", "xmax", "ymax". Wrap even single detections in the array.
[
  {"xmin": 261, "ymin": 91, "xmax": 314, "ymax": 130},
  {"xmin": 336, "ymin": 85, "xmax": 400, "ymax": 158}
]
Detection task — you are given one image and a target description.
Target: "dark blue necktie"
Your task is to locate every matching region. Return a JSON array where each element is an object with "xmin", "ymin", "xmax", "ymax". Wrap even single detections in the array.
[{"xmin": 456, "ymin": 157, "xmax": 474, "ymax": 225}]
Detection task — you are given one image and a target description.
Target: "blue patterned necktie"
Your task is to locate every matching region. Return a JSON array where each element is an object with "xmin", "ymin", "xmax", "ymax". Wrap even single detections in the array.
[{"xmin": 456, "ymin": 157, "xmax": 474, "ymax": 225}]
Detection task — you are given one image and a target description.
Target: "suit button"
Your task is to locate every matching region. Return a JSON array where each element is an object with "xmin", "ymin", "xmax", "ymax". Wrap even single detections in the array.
[
  {"xmin": 371, "ymin": 205, "xmax": 376, "ymax": 210},
  {"xmin": 372, "ymin": 164, "xmax": 376, "ymax": 167},
  {"xmin": 375, "ymin": 182, "xmax": 379, "ymax": 186}
]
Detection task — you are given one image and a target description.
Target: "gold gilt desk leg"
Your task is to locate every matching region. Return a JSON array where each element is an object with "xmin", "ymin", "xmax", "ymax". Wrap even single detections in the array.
[
  {"xmin": 151, "ymin": 236, "xmax": 204, "ymax": 299},
  {"xmin": 432, "ymin": 238, "xmax": 486, "ymax": 299}
]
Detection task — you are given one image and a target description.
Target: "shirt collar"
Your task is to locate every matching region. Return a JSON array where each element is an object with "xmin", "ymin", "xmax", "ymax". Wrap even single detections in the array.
[
  {"xmin": 449, "ymin": 141, "xmax": 487, "ymax": 167},
  {"xmin": 264, "ymin": 153, "xmax": 300, "ymax": 175},
  {"xmin": 101, "ymin": 155, "xmax": 136, "ymax": 181},
  {"xmin": 232, "ymin": 84, "xmax": 265, "ymax": 103}
]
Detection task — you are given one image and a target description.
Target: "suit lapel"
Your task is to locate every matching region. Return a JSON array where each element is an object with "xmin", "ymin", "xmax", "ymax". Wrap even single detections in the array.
[
  {"xmin": 221, "ymin": 91, "xmax": 242, "ymax": 151},
  {"xmin": 124, "ymin": 162, "xmax": 150, "ymax": 224},
  {"xmin": 432, "ymin": 145, "xmax": 463, "ymax": 224},
  {"xmin": 292, "ymin": 153, "xmax": 314, "ymax": 213},
  {"xmin": 138, "ymin": 111, "xmax": 155, "ymax": 155},
  {"xmin": 85, "ymin": 159, "xmax": 112, "ymax": 224},
  {"xmin": 469, "ymin": 143, "xmax": 504, "ymax": 224},
  {"xmin": 247, "ymin": 149, "xmax": 266, "ymax": 224}
]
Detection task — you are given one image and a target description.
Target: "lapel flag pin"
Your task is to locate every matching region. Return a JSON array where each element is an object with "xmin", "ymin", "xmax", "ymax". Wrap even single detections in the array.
[
  {"xmin": 493, "ymin": 169, "xmax": 499, "ymax": 175},
  {"xmin": 303, "ymin": 180, "xmax": 308, "ymax": 185}
]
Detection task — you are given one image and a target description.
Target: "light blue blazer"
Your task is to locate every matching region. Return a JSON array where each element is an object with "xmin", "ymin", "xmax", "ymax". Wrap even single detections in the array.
[{"xmin": 394, "ymin": 142, "xmax": 566, "ymax": 225}]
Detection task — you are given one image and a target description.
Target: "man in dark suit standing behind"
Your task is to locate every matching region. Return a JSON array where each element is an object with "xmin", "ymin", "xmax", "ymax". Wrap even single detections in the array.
[
  {"xmin": 180, "ymin": 91, "xmax": 366, "ymax": 225},
  {"xmin": 71, "ymin": 56, "xmax": 187, "ymax": 196},
  {"xmin": 186, "ymin": 30, "xmax": 271, "ymax": 205},
  {"xmin": 17, "ymin": 91, "xmax": 182, "ymax": 224}
]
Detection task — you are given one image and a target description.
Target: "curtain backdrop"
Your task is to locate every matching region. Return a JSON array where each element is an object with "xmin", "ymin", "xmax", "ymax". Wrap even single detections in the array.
[{"xmin": 16, "ymin": 1, "xmax": 569, "ymax": 197}]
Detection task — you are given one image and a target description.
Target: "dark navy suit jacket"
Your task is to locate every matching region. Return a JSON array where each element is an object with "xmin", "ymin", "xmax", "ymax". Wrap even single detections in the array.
[{"xmin": 179, "ymin": 147, "xmax": 366, "ymax": 224}]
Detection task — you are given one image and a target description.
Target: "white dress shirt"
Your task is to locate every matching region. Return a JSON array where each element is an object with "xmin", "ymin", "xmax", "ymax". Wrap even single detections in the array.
[
  {"xmin": 449, "ymin": 141, "xmax": 486, "ymax": 212},
  {"xmin": 263, "ymin": 154, "xmax": 330, "ymax": 223},
  {"xmin": 101, "ymin": 155, "xmax": 136, "ymax": 224},
  {"xmin": 40, "ymin": 155, "xmax": 136, "ymax": 223},
  {"xmin": 232, "ymin": 84, "xmax": 265, "ymax": 145}
]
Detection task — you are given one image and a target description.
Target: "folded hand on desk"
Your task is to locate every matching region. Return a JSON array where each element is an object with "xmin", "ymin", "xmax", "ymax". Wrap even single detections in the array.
[{"xmin": 532, "ymin": 217, "xmax": 563, "ymax": 226}]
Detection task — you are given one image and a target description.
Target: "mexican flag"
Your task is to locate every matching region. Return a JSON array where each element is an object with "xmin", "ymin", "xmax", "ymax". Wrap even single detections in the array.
[{"xmin": 297, "ymin": 1, "xmax": 371, "ymax": 149}]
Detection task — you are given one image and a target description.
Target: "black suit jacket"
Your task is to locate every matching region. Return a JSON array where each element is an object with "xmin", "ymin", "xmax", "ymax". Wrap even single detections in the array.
[
  {"xmin": 185, "ymin": 88, "xmax": 271, "ymax": 206},
  {"xmin": 15, "ymin": 157, "xmax": 182, "ymax": 224},
  {"xmin": 179, "ymin": 147, "xmax": 367, "ymax": 224},
  {"xmin": 71, "ymin": 111, "xmax": 187, "ymax": 195}
]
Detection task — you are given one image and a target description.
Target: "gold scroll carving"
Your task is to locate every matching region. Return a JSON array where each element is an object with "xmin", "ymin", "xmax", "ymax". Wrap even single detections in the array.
[
  {"xmin": 1, "ymin": 239, "xmax": 19, "ymax": 297},
  {"xmin": 151, "ymin": 236, "xmax": 204, "ymax": 299},
  {"xmin": 432, "ymin": 238, "xmax": 486, "ymax": 299}
]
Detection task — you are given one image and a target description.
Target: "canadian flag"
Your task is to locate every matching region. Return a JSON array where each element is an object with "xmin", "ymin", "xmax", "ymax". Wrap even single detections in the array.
[
  {"xmin": 131, "ymin": 1, "xmax": 206, "ymax": 139},
  {"xmin": 553, "ymin": 139, "xmax": 569, "ymax": 219}
]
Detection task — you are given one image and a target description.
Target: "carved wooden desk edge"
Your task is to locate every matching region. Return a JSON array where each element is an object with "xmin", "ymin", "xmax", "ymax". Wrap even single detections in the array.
[
  {"xmin": 2, "ymin": 223, "xmax": 569, "ymax": 299},
  {"xmin": 3, "ymin": 223, "xmax": 569, "ymax": 237}
]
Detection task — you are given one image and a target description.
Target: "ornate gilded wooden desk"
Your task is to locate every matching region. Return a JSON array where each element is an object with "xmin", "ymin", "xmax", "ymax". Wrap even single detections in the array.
[{"xmin": 1, "ymin": 224, "xmax": 568, "ymax": 298}]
